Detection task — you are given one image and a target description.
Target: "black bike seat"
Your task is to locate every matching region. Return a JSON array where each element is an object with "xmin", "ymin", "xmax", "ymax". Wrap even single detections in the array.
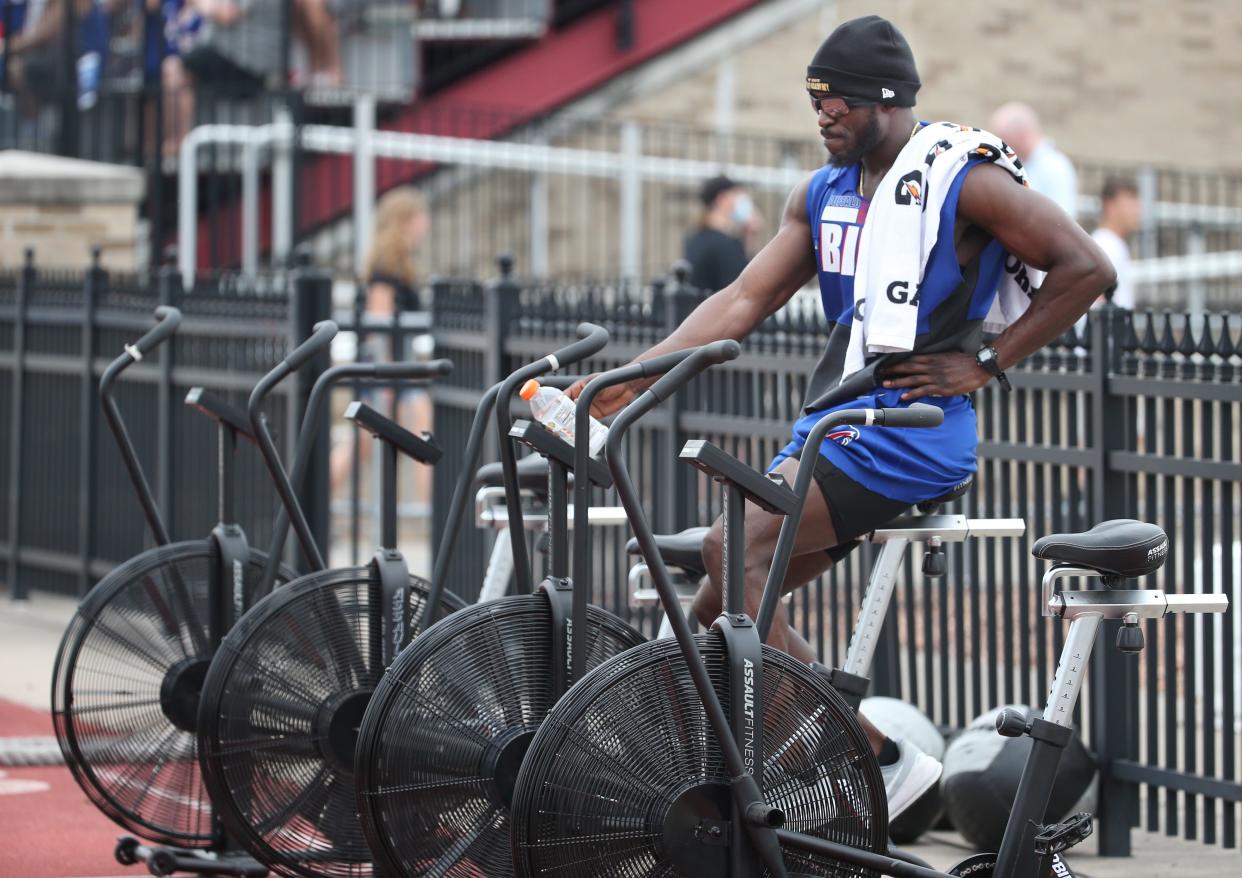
[
  {"xmin": 1032, "ymin": 519, "xmax": 1168, "ymax": 579},
  {"xmin": 626, "ymin": 527, "xmax": 709, "ymax": 579},
  {"xmin": 475, "ymin": 456, "xmax": 567, "ymax": 493},
  {"xmin": 916, "ymin": 474, "xmax": 973, "ymax": 514}
]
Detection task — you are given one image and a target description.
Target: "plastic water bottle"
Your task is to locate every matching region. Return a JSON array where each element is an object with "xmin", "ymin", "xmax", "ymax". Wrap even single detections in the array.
[{"xmin": 519, "ymin": 380, "xmax": 608, "ymax": 457}]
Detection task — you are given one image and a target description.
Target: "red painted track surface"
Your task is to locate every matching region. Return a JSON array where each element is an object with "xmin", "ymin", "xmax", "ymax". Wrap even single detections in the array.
[{"xmin": 0, "ymin": 698, "xmax": 130, "ymax": 878}]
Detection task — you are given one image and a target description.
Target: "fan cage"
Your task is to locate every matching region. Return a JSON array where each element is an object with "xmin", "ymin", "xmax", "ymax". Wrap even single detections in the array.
[
  {"xmin": 197, "ymin": 566, "xmax": 465, "ymax": 878},
  {"xmin": 51, "ymin": 540, "xmax": 289, "ymax": 847},
  {"xmin": 511, "ymin": 634, "xmax": 889, "ymax": 878},
  {"xmin": 355, "ymin": 592, "xmax": 646, "ymax": 878}
]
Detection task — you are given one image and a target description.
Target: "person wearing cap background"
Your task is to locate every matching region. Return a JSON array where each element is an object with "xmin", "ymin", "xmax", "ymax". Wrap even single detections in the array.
[
  {"xmin": 571, "ymin": 14, "xmax": 1114, "ymax": 819},
  {"xmin": 683, "ymin": 174, "xmax": 761, "ymax": 292}
]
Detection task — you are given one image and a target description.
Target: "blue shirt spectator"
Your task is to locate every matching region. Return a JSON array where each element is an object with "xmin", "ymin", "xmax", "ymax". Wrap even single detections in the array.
[{"xmin": 989, "ymin": 101, "xmax": 1078, "ymax": 220}]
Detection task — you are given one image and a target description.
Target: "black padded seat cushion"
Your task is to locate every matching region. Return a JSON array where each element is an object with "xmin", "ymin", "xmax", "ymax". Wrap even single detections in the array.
[
  {"xmin": 1032, "ymin": 519, "xmax": 1168, "ymax": 579},
  {"xmin": 475, "ymin": 455, "xmax": 570, "ymax": 492},
  {"xmin": 917, "ymin": 474, "xmax": 973, "ymax": 512},
  {"xmin": 626, "ymin": 527, "xmax": 710, "ymax": 578}
]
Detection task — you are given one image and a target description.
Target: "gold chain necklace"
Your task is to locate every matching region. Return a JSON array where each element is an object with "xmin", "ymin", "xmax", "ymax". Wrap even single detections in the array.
[{"xmin": 858, "ymin": 122, "xmax": 922, "ymax": 196}]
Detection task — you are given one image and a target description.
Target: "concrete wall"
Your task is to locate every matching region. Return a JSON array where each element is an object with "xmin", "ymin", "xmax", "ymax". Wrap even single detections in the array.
[
  {"xmin": 0, "ymin": 152, "xmax": 145, "ymax": 271},
  {"xmin": 613, "ymin": 0, "xmax": 1242, "ymax": 171}
]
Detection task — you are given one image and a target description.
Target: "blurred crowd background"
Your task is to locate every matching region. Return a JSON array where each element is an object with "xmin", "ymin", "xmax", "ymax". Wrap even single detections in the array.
[{"xmin": 1, "ymin": 0, "xmax": 1238, "ymax": 311}]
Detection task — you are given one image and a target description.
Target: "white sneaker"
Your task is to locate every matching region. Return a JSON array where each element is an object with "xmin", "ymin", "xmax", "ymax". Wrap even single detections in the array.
[{"xmin": 880, "ymin": 738, "xmax": 942, "ymax": 819}]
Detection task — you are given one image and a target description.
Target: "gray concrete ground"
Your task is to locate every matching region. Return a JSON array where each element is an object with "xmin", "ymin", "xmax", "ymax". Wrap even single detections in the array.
[{"xmin": 1, "ymin": 587, "xmax": 1236, "ymax": 877}]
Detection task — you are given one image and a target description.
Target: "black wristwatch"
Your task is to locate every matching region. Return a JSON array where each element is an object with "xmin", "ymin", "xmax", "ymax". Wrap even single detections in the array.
[{"xmin": 975, "ymin": 345, "xmax": 1012, "ymax": 392}]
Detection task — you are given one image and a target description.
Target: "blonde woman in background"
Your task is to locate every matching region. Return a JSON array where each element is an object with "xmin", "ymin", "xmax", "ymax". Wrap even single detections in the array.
[{"xmin": 330, "ymin": 188, "xmax": 434, "ymax": 511}]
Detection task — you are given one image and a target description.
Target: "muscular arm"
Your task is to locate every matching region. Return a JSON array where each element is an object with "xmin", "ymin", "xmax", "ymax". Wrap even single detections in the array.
[
  {"xmin": 882, "ymin": 162, "xmax": 1115, "ymax": 400},
  {"xmin": 572, "ymin": 176, "xmax": 818, "ymax": 415}
]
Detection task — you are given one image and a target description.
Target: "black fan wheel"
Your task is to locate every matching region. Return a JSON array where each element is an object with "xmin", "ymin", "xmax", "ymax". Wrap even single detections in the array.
[
  {"xmin": 511, "ymin": 634, "xmax": 889, "ymax": 877},
  {"xmin": 51, "ymin": 540, "xmax": 292, "ymax": 847},
  {"xmin": 355, "ymin": 592, "xmax": 646, "ymax": 878},
  {"xmin": 197, "ymin": 566, "xmax": 466, "ymax": 878}
]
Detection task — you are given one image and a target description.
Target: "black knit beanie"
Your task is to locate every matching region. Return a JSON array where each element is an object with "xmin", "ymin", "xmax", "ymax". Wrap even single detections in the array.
[{"xmin": 806, "ymin": 15, "xmax": 921, "ymax": 107}]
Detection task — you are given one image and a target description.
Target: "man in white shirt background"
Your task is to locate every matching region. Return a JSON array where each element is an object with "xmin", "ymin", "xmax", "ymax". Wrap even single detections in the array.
[
  {"xmin": 989, "ymin": 100, "xmax": 1079, "ymax": 220},
  {"xmin": 1089, "ymin": 177, "xmax": 1141, "ymax": 310}
]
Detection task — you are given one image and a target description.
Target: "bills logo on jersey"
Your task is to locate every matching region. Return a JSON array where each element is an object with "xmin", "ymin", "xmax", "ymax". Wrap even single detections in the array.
[
  {"xmin": 818, "ymin": 197, "xmax": 866, "ymax": 276},
  {"xmin": 826, "ymin": 425, "xmax": 861, "ymax": 447}
]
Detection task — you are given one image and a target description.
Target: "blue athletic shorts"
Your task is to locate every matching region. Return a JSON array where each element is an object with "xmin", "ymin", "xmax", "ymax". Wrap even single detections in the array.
[{"xmin": 770, "ymin": 389, "xmax": 977, "ymax": 506}]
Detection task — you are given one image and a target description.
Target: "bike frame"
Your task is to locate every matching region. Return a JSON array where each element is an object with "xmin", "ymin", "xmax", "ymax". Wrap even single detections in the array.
[{"xmin": 611, "ymin": 382, "xmax": 1229, "ymax": 878}]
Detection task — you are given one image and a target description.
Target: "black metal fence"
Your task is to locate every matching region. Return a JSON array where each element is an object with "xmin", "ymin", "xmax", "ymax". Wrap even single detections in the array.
[
  {"xmin": 0, "ymin": 250, "xmax": 332, "ymax": 600},
  {"xmin": 428, "ymin": 264, "xmax": 1241, "ymax": 856}
]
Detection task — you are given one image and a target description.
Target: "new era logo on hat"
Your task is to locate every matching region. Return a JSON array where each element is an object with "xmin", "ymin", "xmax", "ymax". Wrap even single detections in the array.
[{"xmin": 882, "ymin": 88, "xmax": 896, "ymax": 99}]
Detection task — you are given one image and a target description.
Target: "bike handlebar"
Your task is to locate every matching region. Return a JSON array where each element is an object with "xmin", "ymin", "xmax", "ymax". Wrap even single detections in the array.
[
  {"xmin": 99, "ymin": 305, "xmax": 185, "ymax": 547},
  {"xmin": 647, "ymin": 340, "xmax": 741, "ymax": 403},
  {"xmin": 874, "ymin": 405, "xmax": 944, "ymax": 428},
  {"xmin": 604, "ymin": 341, "xmax": 741, "ymax": 464},
  {"xmin": 802, "ymin": 403, "xmax": 943, "ymax": 451},
  {"xmin": 566, "ymin": 343, "xmax": 719, "ymax": 679},
  {"xmin": 496, "ymin": 322, "xmax": 610, "ymax": 596},
  {"xmin": 368, "ymin": 360, "xmax": 454, "ymax": 379},
  {"xmin": 756, "ymin": 403, "xmax": 944, "ymax": 639},
  {"xmin": 285, "ymin": 320, "xmax": 338, "ymax": 370},
  {"xmin": 545, "ymin": 323, "xmax": 610, "ymax": 372},
  {"xmin": 255, "ymin": 359, "xmax": 456, "ymax": 590},
  {"xmin": 130, "ymin": 306, "xmax": 182, "ymax": 358}
]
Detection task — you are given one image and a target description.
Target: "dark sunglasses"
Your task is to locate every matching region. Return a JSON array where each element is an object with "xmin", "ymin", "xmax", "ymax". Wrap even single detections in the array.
[{"xmin": 808, "ymin": 93, "xmax": 876, "ymax": 115}]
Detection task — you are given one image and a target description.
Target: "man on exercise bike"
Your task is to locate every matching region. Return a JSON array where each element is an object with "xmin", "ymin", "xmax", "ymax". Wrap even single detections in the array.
[{"xmin": 570, "ymin": 14, "xmax": 1115, "ymax": 818}]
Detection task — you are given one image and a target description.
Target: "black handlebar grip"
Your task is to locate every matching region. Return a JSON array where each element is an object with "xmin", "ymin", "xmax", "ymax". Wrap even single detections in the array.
[
  {"xmin": 369, "ymin": 359, "xmax": 454, "ymax": 379},
  {"xmin": 284, "ymin": 320, "xmax": 338, "ymax": 370},
  {"xmin": 131, "ymin": 305, "xmax": 183, "ymax": 356},
  {"xmin": 648, "ymin": 339, "xmax": 741, "ymax": 403},
  {"xmin": 635, "ymin": 347, "xmax": 701, "ymax": 379},
  {"xmin": 876, "ymin": 404, "xmax": 944, "ymax": 428},
  {"xmin": 547, "ymin": 322, "xmax": 609, "ymax": 370}
]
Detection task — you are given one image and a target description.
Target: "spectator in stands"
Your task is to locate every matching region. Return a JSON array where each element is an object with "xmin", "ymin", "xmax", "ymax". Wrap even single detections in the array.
[
  {"xmin": 989, "ymin": 101, "xmax": 1078, "ymax": 220},
  {"xmin": 2, "ymin": 0, "xmax": 110, "ymax": 116},
  {"xmin": 684, "ymin": 174, "xmax": 762, "ymax": 292},
  {"xmin": 293, "ymin": 0, "xmax": 340, "ymax": 87},
  {"xmin": 330, "ymin": 188, "xmax": 435, "ymax": 508},
  {"xmin": 158, "ymin": 0, "xmax": 342, "ymax": 154},
  {"xmin": 142, "ymin": 0, "xmax": 201, "ymax": 155},
  {"xmin": 1090, "ymin": 177, "xmax": 1141, "ymax": 309}
]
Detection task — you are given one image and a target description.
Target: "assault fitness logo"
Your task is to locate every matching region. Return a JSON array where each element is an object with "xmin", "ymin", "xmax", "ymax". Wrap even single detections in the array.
[{"xmin": 826, "ymin": 425, "xmax": 861, "ymax": 447}]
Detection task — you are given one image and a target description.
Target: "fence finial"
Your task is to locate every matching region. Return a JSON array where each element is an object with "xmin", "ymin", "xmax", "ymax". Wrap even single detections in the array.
[
  {"xmin": 91, "ymin": 245, "xmax": 103, "ymax": 268},
  {"xmin": 24, "ymin": 247, "xmax": 34, "ymax": 268},
  {"xmin": 671, "ymin": 259, "xmax": 691, "ymax": 286},
  {"xmin": 497, "ymin": 252, "xmax": 515, "ymax": 279}
]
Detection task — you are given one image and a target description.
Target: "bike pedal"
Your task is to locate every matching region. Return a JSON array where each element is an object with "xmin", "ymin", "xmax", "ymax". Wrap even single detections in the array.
[{"xmin": 1034, "ymin": 811, "xmax": 1093, "ymax": 856}]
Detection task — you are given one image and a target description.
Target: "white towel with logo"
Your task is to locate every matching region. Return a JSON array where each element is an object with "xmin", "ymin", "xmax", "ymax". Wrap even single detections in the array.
[{"xmin": 842, "ymin": 122, "xmax": 1045, "ymax": 381}]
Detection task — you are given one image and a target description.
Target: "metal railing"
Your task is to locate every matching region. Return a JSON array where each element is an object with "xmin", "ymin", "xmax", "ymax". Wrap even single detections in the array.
[
  {"xmin": 0, "ymin": 251, "xmax": 333, "ymax": 599},
  {"xmin": 171, "ymin": 114, "xmax": 1242, "ymax": 311}
]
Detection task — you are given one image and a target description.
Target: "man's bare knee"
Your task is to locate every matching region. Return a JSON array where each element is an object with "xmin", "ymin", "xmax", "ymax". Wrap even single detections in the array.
[
  {"xmin": 701, "ymin": 524, "xmax": 723, "ymax": 578},
  {"xmin": 692, "ymin": 578, "xmax": 721, "ymax": 626}
]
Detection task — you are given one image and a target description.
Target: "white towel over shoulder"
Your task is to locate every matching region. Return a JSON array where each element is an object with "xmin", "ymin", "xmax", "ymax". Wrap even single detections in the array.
[{"xmin": 842, "ymin": 122, "xmax": 1044, "ymax": 381}]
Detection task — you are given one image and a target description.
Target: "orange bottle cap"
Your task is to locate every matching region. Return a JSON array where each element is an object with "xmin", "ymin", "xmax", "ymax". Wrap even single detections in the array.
[{"xmin": 519, "ymin": 379, "xmax": 541, "ymax": 401}]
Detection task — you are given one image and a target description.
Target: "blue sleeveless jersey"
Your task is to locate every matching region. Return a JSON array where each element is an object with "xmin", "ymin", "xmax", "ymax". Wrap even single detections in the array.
[{"xmin": 771, "ymin": 152, "xmax": 1008, "ymax": 504}]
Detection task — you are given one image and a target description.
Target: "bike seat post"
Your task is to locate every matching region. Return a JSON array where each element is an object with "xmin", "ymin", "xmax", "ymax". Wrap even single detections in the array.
[
  {"xmin": 346, "ymin": 401, "xmax": 444, "ymax": 666},
  {"xmin": 546, "ymin": 456, "xmax": 570, "ymax": 580},
  {"xmin": 722, "ymin": 479, "xmax": 747, "ymax": 618},
  {"xmin": 378, "ymin": 433, "xmax": 398, "ymax": 553}
]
